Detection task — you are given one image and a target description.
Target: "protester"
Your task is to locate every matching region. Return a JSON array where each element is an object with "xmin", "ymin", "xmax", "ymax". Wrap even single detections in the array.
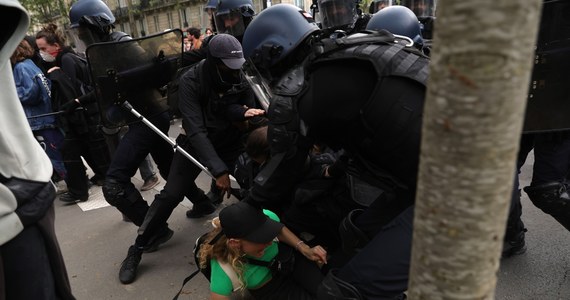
[
  {"xmin": 36, "ymin": 23, "xmax": 111, "ymax": 202},
  {"xmin": 198, "ymin": 202, "xmax": 327, "ymax": 299},
  {"xmin": 0, "ymin": 1, "xmax": 74, "ymax": 298},
  {"xmin": 11, "ymin": 38, "xmax": 67, "ymax": 185}
]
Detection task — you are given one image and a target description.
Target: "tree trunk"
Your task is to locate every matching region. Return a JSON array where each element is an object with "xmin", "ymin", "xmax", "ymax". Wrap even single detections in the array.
[{"xmin": 407, "ymin": 1, "xmax": 542, "ymax": 299}]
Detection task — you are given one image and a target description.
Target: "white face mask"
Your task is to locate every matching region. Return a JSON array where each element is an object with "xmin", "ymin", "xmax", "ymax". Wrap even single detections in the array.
[{"xmin": 40, "ymin": 51, "xmax": 56, "ymax": 62}]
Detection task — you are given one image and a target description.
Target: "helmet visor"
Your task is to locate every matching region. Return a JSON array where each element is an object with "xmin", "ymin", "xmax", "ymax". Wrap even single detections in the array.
[
  {"xmin": 69, "ymin": 27, "xmax": 100, "ymax": 55},
  {"xmin": 214, "ymin": 10, "xmax": 247, "ymax": 38},
  {"xmin": 402, "ymin": 0, "xmax": 436, "ymax": 17},
  {"xmin": 317, "ymin": 0, "xmax": 357, "ymax": 30}
]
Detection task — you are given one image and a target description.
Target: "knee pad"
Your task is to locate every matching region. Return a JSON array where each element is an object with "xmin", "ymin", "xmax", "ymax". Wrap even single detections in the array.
[
  {"xmin": 338, "ymin": 209, "xmax": 370, "ymax": 258},
  {"xmin": 317, "ymin": 269, "xmax": 363, "ymax": 300},
  {"xmin": 524, "ymin": 182, "xmax": 570, "ymax": 231},
  {"xmin": 102, "ymin": 180, "xmax": 126, "ymax": 207}
]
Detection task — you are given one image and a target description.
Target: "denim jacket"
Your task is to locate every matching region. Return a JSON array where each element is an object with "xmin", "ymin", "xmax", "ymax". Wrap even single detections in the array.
[{"xmin": 13, "ymin": 59, "xmax": 55, "ymax": 131}]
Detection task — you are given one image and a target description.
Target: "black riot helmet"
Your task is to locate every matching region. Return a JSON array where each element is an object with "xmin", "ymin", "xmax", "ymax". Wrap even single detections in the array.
[
  {"xmin": 316, "ymin": 0, "xmax": 359, "ymax": 31},
  {"xmin": 399, "ymin": 0, "xmax": 436, "ymax": 17},
  {"xmin": 68, "ymin": 0, "xmax": 116, "ymax": 54},
  {"xmin": 214, "ymin": 0, "xmax": 255, "ymax": 41},
  {"xmin": 242, "ymin": 4, "xmax": 320, "ymax": 77},
  {"xmin": 366, "ymin": 5, "xmax": 423, "ymax": 47}
]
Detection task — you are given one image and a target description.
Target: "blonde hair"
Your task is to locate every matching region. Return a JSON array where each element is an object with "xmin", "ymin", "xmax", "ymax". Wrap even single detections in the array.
[{"xmin": 198, "ymin": 217, "xmax": 247, "ymax": 292}]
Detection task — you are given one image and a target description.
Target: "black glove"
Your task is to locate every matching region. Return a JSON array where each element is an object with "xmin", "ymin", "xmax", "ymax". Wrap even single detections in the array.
[
  {"xmin": 326, "ymin": 155, "xmax": 349, "ymax": 178},
  {"xmin": 60, "ymin": 99, "xmax": 81, "ymax": 114},
  {"xmin": 4, "ymin": 178, "xmax": 55, "ymax": 227}
]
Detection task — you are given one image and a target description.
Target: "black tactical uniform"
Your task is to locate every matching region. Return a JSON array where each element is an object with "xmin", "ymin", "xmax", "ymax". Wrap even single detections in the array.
[
  {"xmin": 117, "ymin": 34, "xmax": 256, "ymax": 284},
  {"xmin": 242, "ymin": 4, "xmax": 429, "ymax": 299}
]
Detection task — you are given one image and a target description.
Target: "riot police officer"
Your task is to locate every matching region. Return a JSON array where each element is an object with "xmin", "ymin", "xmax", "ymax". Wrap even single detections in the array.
[
  {"xmin": 213, "ymin": 0, "xmax": 255, "ymax": 42},
  {"xmin": 315, "ymin": 0, "xmax": 370, "ymax": 35},
  {"xmin": 242, "ymin": 4, "xmax": 429, "ymax": 298},
  {"xmin": 68, "ymin": 0, "xmax": 175, "ymax": 254},
  {"xmin": 368, "ymin": 0, "xmax": 392, "ymax": 14}
]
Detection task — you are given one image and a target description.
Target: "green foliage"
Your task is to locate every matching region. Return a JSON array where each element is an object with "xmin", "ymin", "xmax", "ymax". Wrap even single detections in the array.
[{"xmin": 21, "ymin": 0, "xmax": 68, "ymax": 28}]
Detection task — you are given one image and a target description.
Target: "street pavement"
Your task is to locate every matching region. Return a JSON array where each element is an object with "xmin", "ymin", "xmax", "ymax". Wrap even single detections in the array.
[{"xmin": 53, "ymin": 119, "xmax": 570, "ymax": 299}]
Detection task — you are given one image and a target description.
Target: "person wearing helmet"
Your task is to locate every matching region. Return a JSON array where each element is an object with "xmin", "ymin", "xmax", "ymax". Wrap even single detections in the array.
[
  {"xmin": 214, "ymin": 0, "xmax": 255, "ymax": 42},
  {"xmin": 204, "ymin": 0, "xmax": 219, "ymax": 33},
  {"xmin": 314, "ymin": 0, "xmax": 373, "ymax": 37},
  {"xmin": 365, "ymin": 5, "xmax": 424, "ymax": 51},
  {"xmin": 68, "ymin": 0, "xmax": 178, "ymax": 266},
  {"xmin": 399, "ymin": 0, "xmax": 436, "ymax": 39},
  {"xmin": 368, "ymin": 0, "xmax": 391, "ymax": 14},
  {"xmin": 242, "ymin": 3, "xmax": 430, "ymax": 299}
]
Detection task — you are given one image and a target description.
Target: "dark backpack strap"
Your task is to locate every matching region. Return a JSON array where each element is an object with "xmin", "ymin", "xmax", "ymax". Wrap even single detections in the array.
[{"xmin": 172, "ymin": 268, "xmax": 201, "ymax": 300}]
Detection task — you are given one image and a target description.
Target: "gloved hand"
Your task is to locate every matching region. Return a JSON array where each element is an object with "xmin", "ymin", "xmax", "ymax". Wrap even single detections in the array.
[
  {"xmin": 4, "ymin": 178, "xmax": 55, "ymax": 227},
  {"xmin": 326, "ymin": 155, "xmax": 349, "ymax": 178},
  {"xmin": 60, "ymin": 99, "xmax": 81, "ymax": 114}
]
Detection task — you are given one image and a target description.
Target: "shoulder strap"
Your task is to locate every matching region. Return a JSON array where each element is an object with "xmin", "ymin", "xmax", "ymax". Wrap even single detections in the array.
[
  {"xmin": 218, "ymin": 261, "xmax": 241, "ymax": 291},
  {"xmin": 172, "ymin": 269, "xmax": 200, "ymax": 300}
]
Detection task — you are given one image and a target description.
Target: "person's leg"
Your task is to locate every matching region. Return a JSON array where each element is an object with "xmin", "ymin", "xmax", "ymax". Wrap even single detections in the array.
[
  {"xmin": 60, "ymin": 137, "xmax": 89, "ymax": 201},
  {"xmin": 524, "ymin": 133, "xmax": 570, "ymax": 231},
  {"xmin": 503, "ymin": 134, "xmax": 534, "ymax": 257},
  {"xmin": 337, "ymin": 206, "xmax": 414, "ymax": 299},
  {"xmin": 83, "ymin": 132, "xmax": 111, "ymax": 182},
  {"xmin": 1, "ymin": 226, "xmax": 56, "ymax": 299},
  {"xmin": 119, "ymin": 150, "xmax": 204, "ymax": 284},
  {"xmin": 139, "ymin": 155, "xmax": 156, "ymax": 182},
  {"xmin": 137, "ymin": 150, "xmax": 203, "ymax": 248},
  {"xmin": 35, "ymin": 128, "xmax": 67, "ymax": 181},
  {"xmin": 103, "ymin": 129, "xmax": 158, "ymax": 226},
  {"xmin": 531, "ymin": 133, "xmax": 570, "ymax": 185}
]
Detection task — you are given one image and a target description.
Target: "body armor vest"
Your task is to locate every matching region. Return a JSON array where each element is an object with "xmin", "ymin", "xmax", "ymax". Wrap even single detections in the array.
[{"xmin": 302, "ymin": 32, "xmax": 430, "ymax": 189}]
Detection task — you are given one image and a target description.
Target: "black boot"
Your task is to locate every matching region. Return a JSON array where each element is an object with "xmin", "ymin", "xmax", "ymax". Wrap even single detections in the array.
[
  {"xmin": 338, "ymin": 209, "xmax": 370, "ymax": 258},
  {"xmin": 119, "ymin": 245, "xmax": 143, "ymax": 284},
  {"xmin": 502, "ymin": 229, "xmax": 527, "ymax": 258}
]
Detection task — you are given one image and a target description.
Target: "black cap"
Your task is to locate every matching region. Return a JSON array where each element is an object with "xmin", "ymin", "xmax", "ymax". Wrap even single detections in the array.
[
  {"xmin": 208, "ymin": 33, "xmax": 246, "ymax": 69},
  {"xmin": 219, "ymin": 202, "xmax": 284, "ymax": 244}
]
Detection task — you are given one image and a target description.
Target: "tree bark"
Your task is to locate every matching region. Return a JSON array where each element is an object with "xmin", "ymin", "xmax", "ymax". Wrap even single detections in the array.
[{"xmin": 407, "ymin": 1, "xmax": 542, "ymax": 299}]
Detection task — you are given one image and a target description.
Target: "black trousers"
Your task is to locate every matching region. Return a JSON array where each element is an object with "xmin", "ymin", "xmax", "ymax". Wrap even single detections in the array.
[
  {"xmin": 61, "ymin": 131, "xmax": 110, "ymax": 197},
  {"xmin": 135, "ymin": 134, "xmax": 240, "ymax": 246},
  {"xmin": 506, "ymin": 132, "xmax": 570, "ymax": 237},
  {"xmin": 105, "ymin": 111, "xmax": 173, "ymax": 226},
  {"xmin": 249, "ymin": 248, "xmax": 324, "ymax": 300},
  {"xmin": 338, "ymin": 206, "xmax": 414, "ymax": 300}
]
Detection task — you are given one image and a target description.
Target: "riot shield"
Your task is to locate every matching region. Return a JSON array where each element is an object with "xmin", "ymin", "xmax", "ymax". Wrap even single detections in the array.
[
  {"xmin": 523, "ymin": 0, "xmax": 570, "ymax": 132},
  {"xmin": 86, "ymin": 29, "xmax": 182, "ymax": 128}
]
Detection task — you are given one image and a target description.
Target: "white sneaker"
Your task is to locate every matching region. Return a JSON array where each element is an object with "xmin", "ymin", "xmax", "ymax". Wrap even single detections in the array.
[{"xmin": 54, "ymin": 180, "xmax": 68, "ymax": 195}]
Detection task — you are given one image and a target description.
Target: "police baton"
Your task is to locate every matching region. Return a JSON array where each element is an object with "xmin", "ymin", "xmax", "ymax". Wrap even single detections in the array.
[
  {"xmin": 122, "ymin": 101, "xmax": 239, "ymax": 185},
  {"xmin": 26, "ymin": 111, "xmax": 65, "ymax": 119}
]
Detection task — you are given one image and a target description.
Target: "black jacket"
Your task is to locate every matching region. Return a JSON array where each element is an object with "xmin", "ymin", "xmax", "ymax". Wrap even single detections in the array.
[{"xmin": 178, "ymin": 59, "xmax": 255, "ymax": 177}]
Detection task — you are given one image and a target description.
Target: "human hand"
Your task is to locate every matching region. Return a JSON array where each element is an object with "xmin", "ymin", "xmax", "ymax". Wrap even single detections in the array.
[
  {"xmin": 47, "ymin": 66, "xmax": 60, "ymax": 73},
  {"xmin": 60, "ymin": 99, "xmax": 81, "ymax": 114},
  {"xmin": 215, "ymin": 173, "xmax": 232, "ymax": 199},
  {"xmin": 244, "ymin": 108, "xmax": 265, "ymax": 118},
  {"xmin": 299, "ymin": 243, "xmax": 328, "ymax": 266}
]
